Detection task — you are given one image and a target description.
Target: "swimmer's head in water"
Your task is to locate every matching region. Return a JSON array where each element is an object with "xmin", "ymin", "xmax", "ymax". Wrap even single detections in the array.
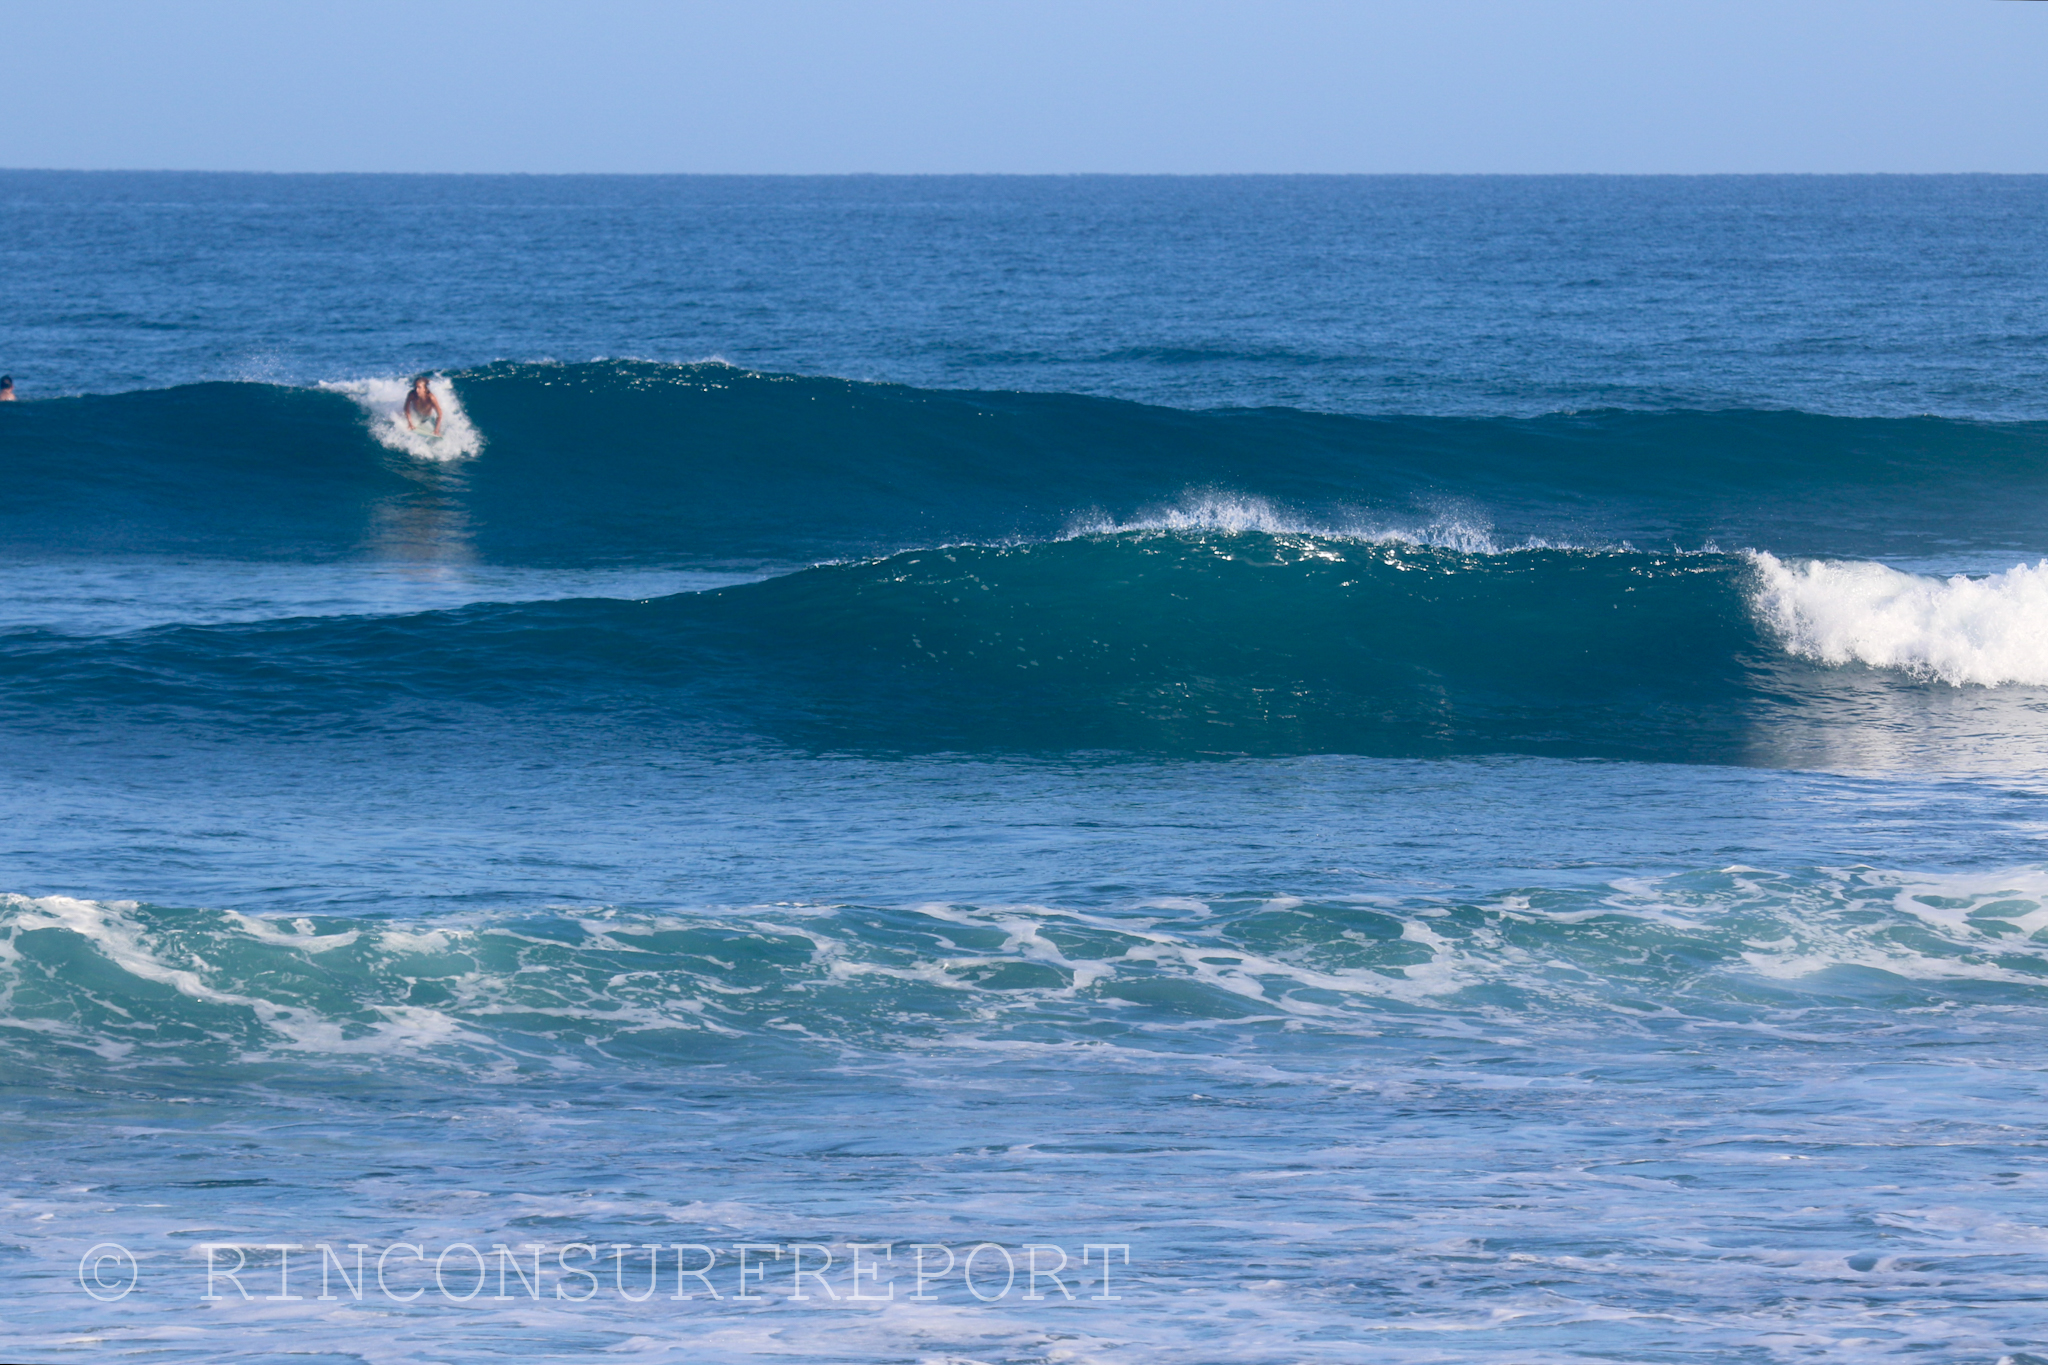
[{"xmin": 0, "ymin": 376, "xmax": 12, "ymax": 389}]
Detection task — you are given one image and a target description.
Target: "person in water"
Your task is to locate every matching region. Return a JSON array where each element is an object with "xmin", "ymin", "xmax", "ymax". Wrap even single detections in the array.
[
  {"xmin": 402, "ymin": 375, "xmax": 442, "ymax": 434},
  {"xmin": 0, "ymin": 376, "xmax": 15, "ymax": 401}
]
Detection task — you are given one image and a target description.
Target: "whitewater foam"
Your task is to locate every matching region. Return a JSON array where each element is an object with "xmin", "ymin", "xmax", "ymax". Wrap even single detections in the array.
[
  {"xmin": 1751, "ymin": 552, "xmax": 2048, "ymax": 687},
  {"xmin": 11, "ymin": 871, "xmax": 2048, "ymax": 1079},
  {"xmin": 0, "ymin": 894, "xmax": 490, "ymax": 1060},
  {"xmin": 323, "ymin": 375, "xmax": 484, "ymax": 461}
]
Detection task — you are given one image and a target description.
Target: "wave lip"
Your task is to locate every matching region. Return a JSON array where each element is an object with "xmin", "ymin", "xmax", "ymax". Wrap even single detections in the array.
[
  {"xmin": 1062, "ymin": 491, "xmax": 1523, "ymax": 554},
  {"xmin": 1753, "ymin": 552, "xmax": 2048, "ymax": 687}
]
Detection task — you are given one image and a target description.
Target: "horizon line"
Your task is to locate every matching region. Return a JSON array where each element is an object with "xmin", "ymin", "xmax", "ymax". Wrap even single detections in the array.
[{"xmin": 6, "ymin": 168, "xmax": 2048, "ymax": 179}]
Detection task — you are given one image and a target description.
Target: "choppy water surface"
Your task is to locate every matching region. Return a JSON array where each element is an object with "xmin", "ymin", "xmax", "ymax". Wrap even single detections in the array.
[{"xmin": 2, "ymin": 174, "xmax": 2047, "ymax": 1364}]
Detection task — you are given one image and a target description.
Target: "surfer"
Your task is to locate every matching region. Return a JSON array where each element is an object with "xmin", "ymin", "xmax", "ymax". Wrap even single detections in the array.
[
  {"xmin": 402, "ymin": 375, "xmax": 442, "ymax": 434},
  {"xmin": 0, "ymin": 376, "xmax": 14, "ymax": 401}
]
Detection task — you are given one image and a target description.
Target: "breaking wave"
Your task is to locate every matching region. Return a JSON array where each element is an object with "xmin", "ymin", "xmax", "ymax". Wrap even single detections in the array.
[{"xmin": 1753, "ymin": 551, "xmax": 2048, "ymax": 687}]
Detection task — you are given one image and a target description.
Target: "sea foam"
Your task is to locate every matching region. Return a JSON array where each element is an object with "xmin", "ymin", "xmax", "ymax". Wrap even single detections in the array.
[
  {"xmin": 1751, "ymin": 551, "xmax": 2048, "ymax": 687},
  {"xmin": 322, "ymin": 375, "xmax": 484, "ymax": 461}
]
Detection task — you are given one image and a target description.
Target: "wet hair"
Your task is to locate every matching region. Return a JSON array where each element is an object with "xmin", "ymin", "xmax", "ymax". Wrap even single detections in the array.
[{"xmin": 0, "ymin": 376, "xmax": 12, "ymax": 388}]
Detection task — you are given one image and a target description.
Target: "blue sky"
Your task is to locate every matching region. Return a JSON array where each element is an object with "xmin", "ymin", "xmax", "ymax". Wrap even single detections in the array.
[{"xmin": 5, "ymin": 0, "xmax": 2045, "ymax": 173}]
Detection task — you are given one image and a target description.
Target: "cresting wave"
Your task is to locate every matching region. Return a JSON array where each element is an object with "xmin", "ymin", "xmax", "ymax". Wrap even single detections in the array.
[
  {"xmin": 0, "ymin": 527, "xmax": 2041, "ymax": 762},
  {"xmin": 6, "ymin": 869, "xmax": 2047, "ymax": 1083},
  {"xmin": 5, "ymin": 358, "xmax": 2047, "ymax": 567},
  {"xmin": 0, "ymin": 533, "xmax": 1750, "ymax": 758}
]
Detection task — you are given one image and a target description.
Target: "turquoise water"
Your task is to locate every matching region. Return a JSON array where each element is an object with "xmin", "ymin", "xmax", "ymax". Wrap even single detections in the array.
[{"xmin": 2, "ymin": 173, "xmax": 2047, "ymax": 1364}]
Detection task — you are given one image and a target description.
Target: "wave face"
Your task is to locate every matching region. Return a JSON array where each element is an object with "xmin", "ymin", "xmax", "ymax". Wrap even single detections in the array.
[
  {"xmin": 5, "ymin": 360, "xmax": 2048, "ymax": 568},
  {"xmin": 0, "ymin": 529, "xmax": 2036, "ymax": 763},
  {"xmin": 0, "ymin": 533, "xmax": 1756, "ymax": 757}
]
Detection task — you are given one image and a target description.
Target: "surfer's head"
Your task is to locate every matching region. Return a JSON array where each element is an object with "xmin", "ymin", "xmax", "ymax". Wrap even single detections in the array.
[
  {"xmin": 0, "ymin": 376, "xmax": 11, "ymax": 391},
  {"xmin": 412, "ymin": 375, "xmax": 430, "ymax": 394}
]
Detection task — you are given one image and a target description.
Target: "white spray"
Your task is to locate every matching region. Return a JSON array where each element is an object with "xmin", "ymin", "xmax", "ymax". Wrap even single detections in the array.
[
  {"xmin": 322, "ymin": 375, "xmax": 484, "ymax": 461},
  {"xmin": 1062, "ymin": 490, "xmax": 1520, "ymax": 554},
  {"xmin": 1750, "ymin": 551, "xmax": 2048, "ymax": 687}
]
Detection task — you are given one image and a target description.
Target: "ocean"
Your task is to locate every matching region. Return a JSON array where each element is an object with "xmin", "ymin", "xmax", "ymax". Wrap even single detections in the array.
[{"xmin": 3, "ymin": 172, "xmax": 2047, "ymax": 1364}]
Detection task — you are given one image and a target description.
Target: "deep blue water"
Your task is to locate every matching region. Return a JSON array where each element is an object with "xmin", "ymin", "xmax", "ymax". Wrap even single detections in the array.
[{"xmin": 2, "ymin": 173, "xmax": 2047, "ymax": 1365}]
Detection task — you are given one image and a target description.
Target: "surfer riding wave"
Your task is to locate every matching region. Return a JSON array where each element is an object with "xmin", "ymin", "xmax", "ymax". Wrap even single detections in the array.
[{"xmin": 404, "ymin": 375, "xmax": 443, "ymax": 435}]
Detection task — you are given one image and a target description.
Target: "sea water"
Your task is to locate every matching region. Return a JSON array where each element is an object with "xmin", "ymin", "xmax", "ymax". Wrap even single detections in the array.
[{"xmin": 1, "ymin": 173, "xmax": 2046, "ymax": 1364}]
